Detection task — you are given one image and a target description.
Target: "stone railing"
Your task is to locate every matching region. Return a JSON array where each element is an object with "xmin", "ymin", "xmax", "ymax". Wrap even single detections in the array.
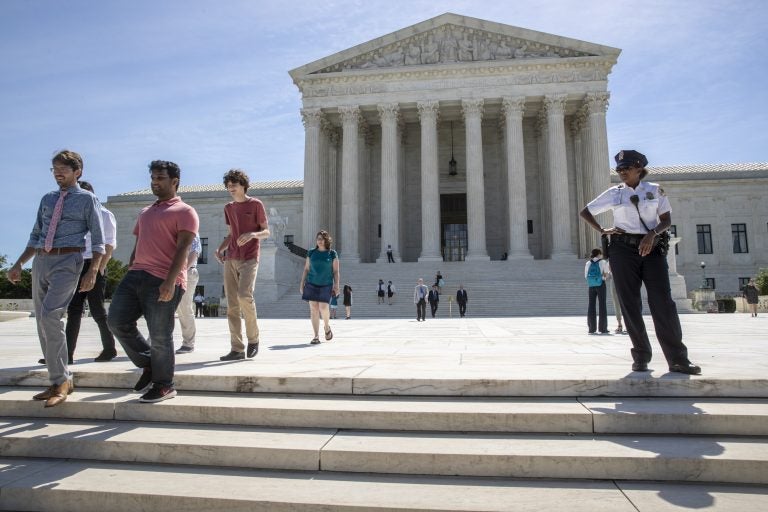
[{"xmin": 0, "ymin": 299, "xmax": 33, "ymax": 312}]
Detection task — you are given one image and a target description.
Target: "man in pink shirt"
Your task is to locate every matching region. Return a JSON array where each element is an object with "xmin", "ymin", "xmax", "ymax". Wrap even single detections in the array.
[
  {"xmin": 107, "ymin": 160, "xmax": 199, "ymax": 403},
  {"xmin": 215, "ymin": 169, "xmax": 270, "ymax": 361}
]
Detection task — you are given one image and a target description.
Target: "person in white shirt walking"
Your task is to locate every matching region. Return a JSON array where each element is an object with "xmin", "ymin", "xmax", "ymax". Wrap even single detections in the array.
[{"xmin": 584, "ymin": 248, "xmax": 610, "ymax": 334}]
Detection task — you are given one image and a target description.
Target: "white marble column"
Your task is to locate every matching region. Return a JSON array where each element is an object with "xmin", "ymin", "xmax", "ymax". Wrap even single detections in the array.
[
  {"xmin": 301, "ymin": 108, "xmax": 323, "ymax": 248},
  {"xmin": 585, "ymin": 92, "xmax": 611, "ymax": 228},
  {"xmin": 462, "ymin": 99, "xmax": 490, "ymax": 261},
  {"xmin": 536, "ymin": 112, "xmax": 550, "ymax": 258},
  {"xmin": 325, "ymin": 125, "xmax": 339, "ymax": 240},
  {"xmin": 339, "ymin": 106, "xmax": 361, "ymax": 262},
  {"xmin": 417, "ymin": 101, "xmax": 442, "ymax": 262},
  {"xmin": 544, "ymin": 94, "xmax": 574, "ymax": 258},
  {"xmin": 570, "ymin": 113, "xmax": 587, "ymax": 257},
  {"xmin": 502, "ymin": 96, "xmax": 532, "ymax": 260},
  {"xmin": 377, "ymin": 103, "xmax": 400, "ymax": 262}
]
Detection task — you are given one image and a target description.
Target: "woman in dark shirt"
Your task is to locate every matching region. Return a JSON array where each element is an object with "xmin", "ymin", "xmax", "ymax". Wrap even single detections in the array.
[
  {"xmin": 300, "ymin": 231, "xmax": 340, "ymax": 344},
  {"xmin": 343, "ymin": 284, "xmax": 353, "ymax": 319}
]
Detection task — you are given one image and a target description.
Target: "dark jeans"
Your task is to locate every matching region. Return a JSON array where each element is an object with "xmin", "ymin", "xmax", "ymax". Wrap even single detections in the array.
[
  {"xmin": 609, "ymin": 241, "xmax": 689, "ymax": 366},
  {"xmin": 587, "ymin": 282, "xmax": 608, "ymax": 333},
  {"xmin": 387, "ymin": 252, "xmax": 394, "ymax": 263},
  {"xmin": 66, "ymin": 258, "xmax": 115, "ymax": 358},
  {"xmin": 195, "ymin": 302, "xmax": 204, "ymax": 317},
  {"xmin": 458, "ymin": 302, "xmax": 467, "ymax": 317},
  {"xmin": 430, "ymin": 301, "xmax": 438, "ymax": 318},
  {"xmin": 107, "ymin": 270, "xmax": 183, "ymax": 387},
  {"xmin": 416, "ymin": 299, "xmax": 426, "ymax": 321}
]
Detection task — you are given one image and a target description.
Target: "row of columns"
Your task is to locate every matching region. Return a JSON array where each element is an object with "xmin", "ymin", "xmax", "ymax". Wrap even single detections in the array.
[{"xmin": 300, "ymin": 92, "xmax": 610, "ymax": 261}]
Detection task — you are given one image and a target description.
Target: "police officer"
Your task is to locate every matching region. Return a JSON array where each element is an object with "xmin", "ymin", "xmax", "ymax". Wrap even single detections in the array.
[{"xmin": 579, "ymin": 150, "xmax": 701, "ymax": 375}]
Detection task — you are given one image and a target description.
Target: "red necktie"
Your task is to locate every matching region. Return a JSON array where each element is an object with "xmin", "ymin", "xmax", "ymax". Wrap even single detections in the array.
[{"xmin": 44, "ymin": 190, "xmax": 68, "ymax": 252}]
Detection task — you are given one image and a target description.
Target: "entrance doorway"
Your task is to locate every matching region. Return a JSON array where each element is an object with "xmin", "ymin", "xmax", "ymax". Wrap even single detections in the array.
[{"xmin": 441, "ymin": 193, "xmax": 467, "ymax": 262}]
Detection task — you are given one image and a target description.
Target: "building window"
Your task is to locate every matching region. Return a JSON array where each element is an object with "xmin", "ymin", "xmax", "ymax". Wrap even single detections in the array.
[
  {"xmin": 696, "ymin": 224, "xmax": 713, "ymax": 254},
  {"xmin": 198, "ymin": 238, "xmax": 209, "ymax": 264},
  {"xmin": 731, "ymin": 224, "xmax": 748, "ymax": 253},
  {"xmin": 669, "ymin": 224, "xmax": 678, "ymax": 255},
  {"xmin": 738, "ymin": 277, "xmax": 751, "ymax": 290},
  {"xmin": 703, "ymin": 278, "xmax": 716, "ymax": 289}
]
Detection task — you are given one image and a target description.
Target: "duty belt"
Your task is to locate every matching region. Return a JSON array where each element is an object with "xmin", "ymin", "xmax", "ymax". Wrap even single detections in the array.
[{"xmin": 611, "ymin": 233, "xmax": 646, "ymax": 248}]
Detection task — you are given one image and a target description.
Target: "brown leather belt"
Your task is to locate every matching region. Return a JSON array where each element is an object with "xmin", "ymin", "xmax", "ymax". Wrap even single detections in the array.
[{"xmin": 36, "ymin": 247, "xmax": 83, "ymax": 256}]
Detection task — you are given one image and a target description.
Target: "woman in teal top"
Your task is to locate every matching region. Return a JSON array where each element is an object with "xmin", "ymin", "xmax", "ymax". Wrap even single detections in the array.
[{"xmin": 300, "ymin": 230, "xmax": 340, "ymax": 344}]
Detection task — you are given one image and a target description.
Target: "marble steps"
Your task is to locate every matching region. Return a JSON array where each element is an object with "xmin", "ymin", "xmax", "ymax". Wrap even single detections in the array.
[
  {"xmin": 1, "ymin": 416, "xmax": 767, "ymax": 485},
  {"xmin": 10, "ymin": 459, "xmax": 768, "ymax": 512},
  {"xmin": 3, "ymin": 388, "xmax": 767, "ymax": 435},
  {"xmin": 257, "ymin": 277, "xmax": 625, "ymax": 318},
  {"xmin": 2, "ymin": 369, "xmax": 764, "ymax": 398}
]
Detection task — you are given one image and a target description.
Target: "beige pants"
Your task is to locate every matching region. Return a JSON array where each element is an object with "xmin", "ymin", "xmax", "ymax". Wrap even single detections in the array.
[
  {"xmin": 177, "ymin": 268, "xmax": 198, "ymax": 348},
  {"xmin": 224, "ymin": 258, "xmax": 259, "ymax": 352}
]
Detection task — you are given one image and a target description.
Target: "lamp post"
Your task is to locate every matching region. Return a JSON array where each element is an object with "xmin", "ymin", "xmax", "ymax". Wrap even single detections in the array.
[{"xmin": 700, "ymin": 261, "xmax": 707, "ymax": 289}]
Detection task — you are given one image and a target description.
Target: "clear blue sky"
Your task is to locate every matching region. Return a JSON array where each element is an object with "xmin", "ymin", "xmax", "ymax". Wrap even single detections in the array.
[{"xmin": 1, "ymin": 0, "xmax": 766, "ymax": 260}]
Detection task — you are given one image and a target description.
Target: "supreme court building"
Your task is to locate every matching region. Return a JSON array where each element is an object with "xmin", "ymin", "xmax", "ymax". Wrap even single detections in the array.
[
  {"xmin": 107, "ymin": 13, "xmax": 767, "ymax": 311},
  {"xmin": 290, "ymin": 13, "xmax": 619, "ymax": 263}
]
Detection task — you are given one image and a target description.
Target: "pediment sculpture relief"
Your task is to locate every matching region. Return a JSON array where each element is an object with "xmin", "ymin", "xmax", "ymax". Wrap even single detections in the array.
[{"xmin": 314, "ymin": 25, "xmax": 593, "ymax": 73}]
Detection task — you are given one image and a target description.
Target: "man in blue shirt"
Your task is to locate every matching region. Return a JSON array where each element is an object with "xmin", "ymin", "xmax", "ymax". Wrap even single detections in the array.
[{"xmin": 8, "ymin": 150, "xmax": 104, "ymax": 408}]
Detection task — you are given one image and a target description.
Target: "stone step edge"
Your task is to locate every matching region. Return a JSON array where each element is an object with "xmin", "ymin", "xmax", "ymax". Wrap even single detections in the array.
[
  {"xmin": 9, "ymin": 457, "xmax": 767, "ymax": 512},
  {"xmin": 2, "ymin": 419, "xmax": 768, "ymax": 484},
  {"xmin": 2, "ymin": 388, "xmax": 768, "ymax": 435},
  {"xmin": 3, "ymin": 371, "xmax": 765, "ymax": 398}
]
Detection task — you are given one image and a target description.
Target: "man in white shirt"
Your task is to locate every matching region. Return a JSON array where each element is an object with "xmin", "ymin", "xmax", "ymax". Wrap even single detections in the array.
[
  {"xmin": 584, "ymin": 248, "xmax": 610, "ymax": 335},
  {"xmin": 64, "ymin": 181, "xmax": 118, "ymax": 362},
  {"xmin": 413, "ymin": 278, "xmax": 429, "ymax": 322}
]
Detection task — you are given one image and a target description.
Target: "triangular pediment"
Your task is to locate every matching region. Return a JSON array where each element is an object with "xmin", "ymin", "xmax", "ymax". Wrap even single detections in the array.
[{"xmin": 290, "ymin": 13, "xmax": 620, "ymax": 78}]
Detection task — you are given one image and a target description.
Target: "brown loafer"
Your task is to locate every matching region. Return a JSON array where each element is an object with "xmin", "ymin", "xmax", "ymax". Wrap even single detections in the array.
[
  {"xmin": 44, "ymin": 380, "xmax": 74, "ymax": 408},
  {"xmin": 33, "ymin": 380, "xmax": 74, "ymax": 401}
]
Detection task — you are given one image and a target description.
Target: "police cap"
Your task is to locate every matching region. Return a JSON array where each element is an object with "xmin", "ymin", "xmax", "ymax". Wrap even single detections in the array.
[{"xmin": 614, "ymin": 150, "xmax": 648, "ymax": 169}]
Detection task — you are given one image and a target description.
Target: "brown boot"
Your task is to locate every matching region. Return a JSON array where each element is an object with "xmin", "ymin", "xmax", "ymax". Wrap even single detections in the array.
[
  {"xmin": 33, "ymin": 386, "xmax": 56, "ymax": 401},
  {"xmin": 43, "ymin": 380, "xmax": 74, "ymax": 408}
]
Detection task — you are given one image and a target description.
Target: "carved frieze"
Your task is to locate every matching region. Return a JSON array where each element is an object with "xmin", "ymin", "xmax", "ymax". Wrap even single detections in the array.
[{"xmin": 313, "ymin": 24, "xmax": 595, "ymax": 74}]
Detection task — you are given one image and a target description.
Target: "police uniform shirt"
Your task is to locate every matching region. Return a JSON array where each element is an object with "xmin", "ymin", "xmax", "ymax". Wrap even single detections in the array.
[{"xmin": 586, "ymin": 181, "xmax": 670, "ymax": 235}]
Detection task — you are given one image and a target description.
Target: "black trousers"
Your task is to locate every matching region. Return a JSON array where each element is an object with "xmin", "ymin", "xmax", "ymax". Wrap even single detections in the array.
[
  {"xmin": 416, "ymin": 299, "xmax": 426, "ymax": 320},
  {"xmin": 387, "ymin": 252, "xmax": 394, "ymax": 263},
  {"xmin": 430, "ymin": 301, "xmax": 438, "ymax": 318},
  {"xmin": 458, "ymin": 302, "xmax": 467, "ymax": 317},
  {"xmin": 587, "ymin": 282, "xmax": 608, "ymax": 333},
  {"xmin": 195, "ymin": 302, "xmax": 204, "ymax": 317},
  {"xmin": 609, "ymin": 240, "xmax": 690, "ymax": 366},
  {"xmin": 66, "ymin": 258, "xmax": 115, "ymax": 358}
]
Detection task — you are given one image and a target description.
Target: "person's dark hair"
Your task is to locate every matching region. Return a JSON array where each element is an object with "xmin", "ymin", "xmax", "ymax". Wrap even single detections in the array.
[
  {"xmin": 639, "ymin": 167, "xmax": 648, "ymax": 180},
  {"xmin": 52, "ymin": 149, "xmax": 83, "ymax": 173},
  {"xmin": 78, "ymin": 180, "xmax": 94, "ymax": 193},
  {"xmin": 148, "ymin": 160, "xmax": 181, "ymax": 190},
  {"xmin": 315, "ymin": 230, "xmax": 332, "ymax": 250},
  {"xmin": 223, "ymin": 168, "xmax": 250, "ymax": 192},
  {"xmin": 590, "ymin": 248, "xmax": 603, "ymax": 258}
]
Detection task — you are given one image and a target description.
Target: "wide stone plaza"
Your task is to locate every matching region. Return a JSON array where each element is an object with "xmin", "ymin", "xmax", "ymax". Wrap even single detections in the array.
[{"xmin": 0, "ymin": 313, "xmax": 767, "ymax": 510}]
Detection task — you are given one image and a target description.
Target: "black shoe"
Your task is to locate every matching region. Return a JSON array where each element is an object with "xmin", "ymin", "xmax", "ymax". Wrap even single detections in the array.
[
  {"xmin": 632, "ymin": 362, "xmax": 649, "ymax": 372},
  {"xmin": 669, "ymin": 362, "xmax": 702, "ymax": 375},
  {"xmin": 219, "ymin": 351, "xmax": 245, "ymax": 361},
  {"xmin": 94, "ymin": 349, "xmax": 117, "ymax": 362},
  {"xmin": 139, "ymin": 385, "xmax": 177, "ymax": 403},
  {"xmin": 310, "ymin": 337, "xmax": 321, "ymax": 345},
  {"xmin": 133, "ymin": 368, "xmax": 153, "ymax": 393},
  {"xmin": 175, "ymin": 346, "xmax": 194, "ymax": 354},
  {"xmin": 38, "ymin": 357, "xmax": 74, "ymax": 365},
  {"xmin": 246, "ymin": 343, "xmax": 259, "ymax": 358}
]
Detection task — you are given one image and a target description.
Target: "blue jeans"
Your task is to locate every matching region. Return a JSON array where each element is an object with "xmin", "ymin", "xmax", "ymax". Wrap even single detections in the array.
[{"xmin": 107, "ymin": 270, "xmax": 183, "ymax": 387}]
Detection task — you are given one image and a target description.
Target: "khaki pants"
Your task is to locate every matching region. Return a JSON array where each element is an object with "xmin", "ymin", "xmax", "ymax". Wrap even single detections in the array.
[
  {"xmin": 177, "ymin": 268, "xmax": 199, "ymax": 348},
  {"xmin": 224, "ymin": 258, "xmax": 259, "ymax": 352}
]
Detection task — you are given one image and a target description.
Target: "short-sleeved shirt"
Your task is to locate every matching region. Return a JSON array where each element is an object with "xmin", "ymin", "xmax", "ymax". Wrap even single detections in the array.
[
  {"xmin": 306, "ymin": 248, "xmax": 338, "ymax": 286},
  {"xmin": 84, "ymin": 206, "xmax": 117, "ymax": 259},
  {"xmin": 584, "ymin": 258, "xmax": 610, "ymax": 278},
  {"xmin": 131, "ymin": 196, "xmax": 199, "ymax": 289},
  {"xmin": 587, "ymin": 181, "xmax": 671, "ymax": 235},
  {"xmin": 188, "ymin": 234, "xmax": 202, "ymax": 268},
  {"xmin": 224, "ymin": 197, "xmax": 268, "ymax": 261}
]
